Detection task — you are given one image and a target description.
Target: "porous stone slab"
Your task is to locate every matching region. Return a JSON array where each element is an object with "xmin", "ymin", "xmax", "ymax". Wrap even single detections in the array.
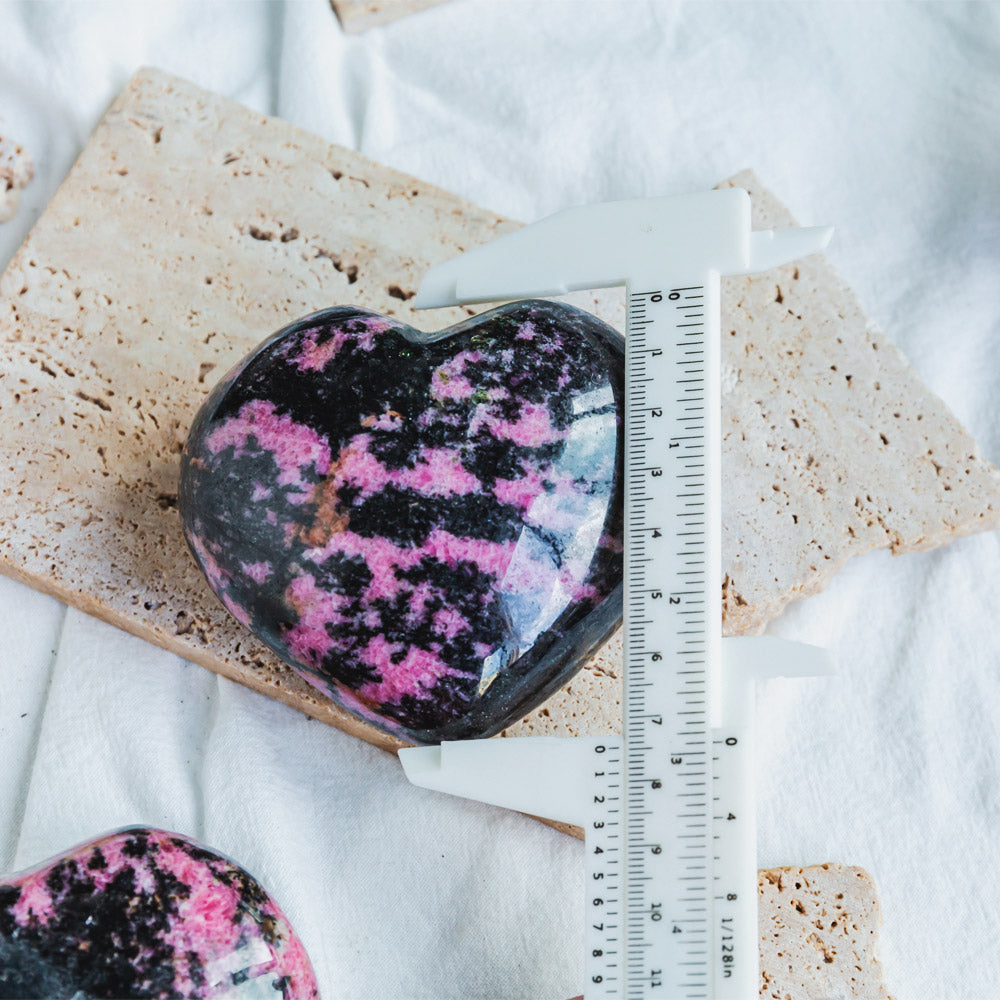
[
  {"xmin": 0, "ymin": 69, "xmax": 997, "ymax": 754},
  {"xmin": 757, "ymin": 864, "xmax": 894, "ymax": 999}
]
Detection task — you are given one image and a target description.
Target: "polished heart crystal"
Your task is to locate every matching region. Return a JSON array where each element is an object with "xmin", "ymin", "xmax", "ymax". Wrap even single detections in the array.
[
  {"xmin": 180, "ymin": 300, "xmax": 624, "ymax": 743},
  {"xmin": 0, "ymin": 827, "xmax": 319, "ymax": 999}
]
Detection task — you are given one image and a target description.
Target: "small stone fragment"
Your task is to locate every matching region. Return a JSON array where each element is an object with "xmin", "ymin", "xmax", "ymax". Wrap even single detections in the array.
[
  {"xmin": 330, "ymin": 0, "xmax": 452, "ymax": 33},
  {"xmin": 0, "ymin": 136, "xmax": 33, "ymax": 223}
]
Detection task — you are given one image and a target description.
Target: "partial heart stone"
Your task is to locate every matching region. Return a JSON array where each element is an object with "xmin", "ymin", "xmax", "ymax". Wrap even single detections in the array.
[
  {"xmin": 0, "ymin": 827, "xmax": 319, "ymax": 999},
  {"xmin": 180, "ymin": 300, "xmax": 624, "ymax": 744}
]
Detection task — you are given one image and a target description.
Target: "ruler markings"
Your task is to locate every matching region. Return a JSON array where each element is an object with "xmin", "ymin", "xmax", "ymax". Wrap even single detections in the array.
[{"xmin": 616, "ymin": 284, "xmax": 714, "ymax": 1000}]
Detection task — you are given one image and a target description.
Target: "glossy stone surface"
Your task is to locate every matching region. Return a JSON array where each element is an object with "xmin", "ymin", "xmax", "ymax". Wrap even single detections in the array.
[
  {"xmin": 180, "ymin": 300, "xmax": 624, "ymax": 744},
  {"xmin": 0, "ymin": 827, "xmax": 319, "ymax": 999}
]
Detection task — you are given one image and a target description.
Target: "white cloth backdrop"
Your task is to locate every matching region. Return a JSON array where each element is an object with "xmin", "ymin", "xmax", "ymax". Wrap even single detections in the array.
[{"xmin": 1, "ymin": 2, "xmax": 999, "ymax": 997}]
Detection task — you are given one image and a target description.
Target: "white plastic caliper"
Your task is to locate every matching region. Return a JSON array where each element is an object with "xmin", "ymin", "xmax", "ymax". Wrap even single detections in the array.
[{"xmin": 400, "ymin": 189, "xmax": 834, "ymax": 1000}]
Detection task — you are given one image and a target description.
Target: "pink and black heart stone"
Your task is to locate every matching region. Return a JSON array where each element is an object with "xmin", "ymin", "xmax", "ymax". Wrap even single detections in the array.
[
  {"xmin": 180, "ymin": 300, "xmax": 624, "ymax": 744},
  {"xmin": 0, "ymin": 828, "xmax": 318, "ymax": 999}
]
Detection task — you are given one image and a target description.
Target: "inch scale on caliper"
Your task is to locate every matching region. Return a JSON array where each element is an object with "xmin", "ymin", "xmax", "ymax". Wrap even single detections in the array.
[{"xmin": 400, "ymin": 189, "xmax": 834, "ymax": 999}]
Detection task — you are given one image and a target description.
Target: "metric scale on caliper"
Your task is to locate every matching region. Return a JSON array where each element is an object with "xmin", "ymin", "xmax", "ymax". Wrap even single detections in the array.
[{"xmin": 400, "ymin": 189, "xmax": 835, "ymax": 999}]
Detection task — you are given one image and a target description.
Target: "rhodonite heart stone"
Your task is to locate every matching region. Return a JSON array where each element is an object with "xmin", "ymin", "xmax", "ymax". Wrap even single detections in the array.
[
  {"xmin": 180, "ymin": 300, "xmax": 624, "ymax": 743},
  {"xmin": 0, "ymin": 827, "xmax": 319, "ymax": 999}
]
